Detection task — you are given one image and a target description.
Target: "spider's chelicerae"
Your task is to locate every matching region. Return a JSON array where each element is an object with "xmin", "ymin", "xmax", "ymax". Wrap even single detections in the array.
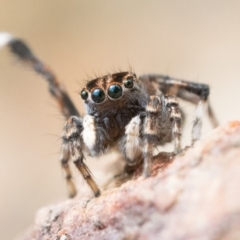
[{"xmin": 0, "ymin": 33, "xmax": 218, "ymax": 198}]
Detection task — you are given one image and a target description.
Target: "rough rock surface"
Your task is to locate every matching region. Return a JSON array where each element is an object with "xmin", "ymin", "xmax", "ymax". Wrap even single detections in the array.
[{"xmin": 21, "ymin": 122, "xmax": 240, "ymax": 240}]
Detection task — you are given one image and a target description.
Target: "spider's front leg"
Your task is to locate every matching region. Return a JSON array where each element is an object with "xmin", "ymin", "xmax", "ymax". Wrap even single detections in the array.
[
  {"xmin": 60, "ymin": 116, "xmax": 100, "ymax": 198},
  {"xmin": 140, "ymin": 74, "xmax": 218, "ymax": 144},
  {"xmin": 163, "ymin": 95, "xmax": 182, "ymax": 153},
  {"xmin": 142, "ymin": 96, "xmax": 161, "ymax": 177},
  {"xmin": 143, "ymin": 95, "xmax": 182, "ymax": 177},
  {"xmin": 122, "ymin": 95, "xmax": 182, "ymax": 177}
]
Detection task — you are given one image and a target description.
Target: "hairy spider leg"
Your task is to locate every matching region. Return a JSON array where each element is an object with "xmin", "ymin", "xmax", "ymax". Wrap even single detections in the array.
[
  {"xmin": 140, "ymin": 74, "xmax": 218, "ymax": 143},
  {"xmin": 163, "ymin": 95, "xmax": 182, "ymax": 153},
  {"xmin": 1, "ymin": 33, "xmax": 79, "ymax": 119},
  {"xmin": 143, "ymin": 96, "xmax": 163, "ymax": 177},
  {"xmin": 60, "ymin": 143, "xmax": 77, "ymax": 198},
  {"xmin": 142, "ymin": 95, "xmax": 182, "ymax": 176},
  {"xmin": 62, "ymin": 116, "xmax": 100, "ymax": 197},
  {"xmin": 0, "ymin": 33, "xmax": 102, "ymax": 197}
]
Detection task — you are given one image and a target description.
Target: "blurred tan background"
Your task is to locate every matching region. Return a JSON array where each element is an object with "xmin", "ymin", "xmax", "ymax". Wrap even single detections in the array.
[{"xmin": 1, "ymin": 1, "xmax": 240, "ymax": 239}]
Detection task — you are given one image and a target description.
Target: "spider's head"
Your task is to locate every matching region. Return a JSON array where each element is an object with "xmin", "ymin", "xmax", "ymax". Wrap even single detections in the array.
[{"xmin": 80, "ymin": 72, "xmax": 145, "ymax": 114}]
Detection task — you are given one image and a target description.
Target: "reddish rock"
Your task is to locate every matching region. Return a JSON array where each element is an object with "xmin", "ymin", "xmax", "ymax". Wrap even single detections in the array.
[{"xmin": 21, "ymin": 122, "xmax": 240, "ymax": 240}]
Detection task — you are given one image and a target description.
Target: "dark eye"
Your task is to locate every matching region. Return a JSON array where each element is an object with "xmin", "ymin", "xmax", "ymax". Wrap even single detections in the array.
[
  {"xmin": 123, "ymin": 78, "xmax": 134, "ymax": 89},
  {"xmin": 91, "ymin": 88, "xmax": 105, "ymax": 103},
  {"xmin": 107, "ymin": 84, "xmax": 123, "ymax": 99},
  {"xmin": 80, "ymin": 90, "xmax": 88, "ymax": 100}
]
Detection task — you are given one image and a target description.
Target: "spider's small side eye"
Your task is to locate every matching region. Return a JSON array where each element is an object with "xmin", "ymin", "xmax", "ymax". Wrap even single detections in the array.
[
  {"xmin": 107, "ymin": 84, "xmax": 123, "ymax": 99},
  {"xmin": 123, "ymin": 78, "xmax": 134, "ymax": 89},
  {"xmin": 91, "ymin": 88, "xmax": 105, "ymax": 103},
  {"xmin": 81, "ymin": 90, "xmax": 88, "ymax": 100}
]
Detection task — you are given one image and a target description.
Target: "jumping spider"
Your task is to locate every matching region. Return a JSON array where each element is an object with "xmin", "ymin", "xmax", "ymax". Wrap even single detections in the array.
[{"xmin": 0, "ymin": 33, "xmax": 218, "ymax": 198}]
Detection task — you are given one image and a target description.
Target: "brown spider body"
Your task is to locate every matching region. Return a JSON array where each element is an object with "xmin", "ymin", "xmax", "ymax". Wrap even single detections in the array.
[
  {"xmin": 0, "ymin": 32, "xmax": 218, "ymax": 198},
  {"xmin": 83, "ymin": 72, "xmax": 146, "ymax": 151}
]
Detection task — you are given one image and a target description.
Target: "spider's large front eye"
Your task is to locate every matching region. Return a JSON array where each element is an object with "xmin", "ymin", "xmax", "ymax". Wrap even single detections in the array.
[
  {"xmin": 80, "ymin": 90, "xmax": 88, "ymax": 100},
  {"xmin": 91, "ymin": 88, "xmax": 105, "ymax": 103},
  {"xmin": 123, "ymin": 78, "xmax": 134, "ymax": 89},
  {"xmin": 107, "ymin": 84, "xmax": 123, "ymax": 99}
]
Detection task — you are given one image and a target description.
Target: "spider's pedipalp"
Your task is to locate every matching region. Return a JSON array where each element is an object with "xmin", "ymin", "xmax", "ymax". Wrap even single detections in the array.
[
  {"xmin": 121, "ymin": 115, "xmax": 143, "ymax": 166},
  {"xmin": 82, "ymin": 115, "xmax": 97, "ymax": 152}
]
